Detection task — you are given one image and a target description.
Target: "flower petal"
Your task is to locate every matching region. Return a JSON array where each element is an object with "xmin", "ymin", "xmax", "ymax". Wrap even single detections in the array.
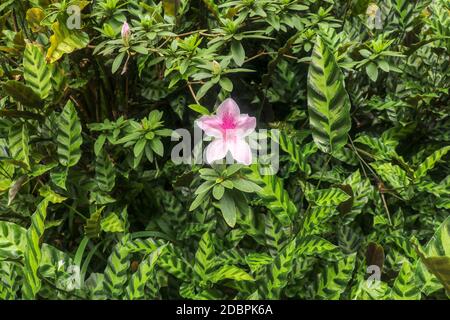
[
  {"xmin": 236, "ymin": 114, "xmax": 256, "ymax": 137},
  {"xmin": 217, "ymin": 98, "xmax": 240, "ymax": 120},
  {"xmin": 228, "ymin": 138, "xmax": 252, "ymax": 165},
  {"xmin": 196, "ymin": 115, "xmax": 223, "ymax": 138},
  {"xmin": 205, "ymin": 139, "xmax": 228, "ymax": 164}
]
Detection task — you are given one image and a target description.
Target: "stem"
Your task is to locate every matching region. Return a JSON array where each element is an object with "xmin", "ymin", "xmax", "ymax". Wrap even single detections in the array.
[
  {"xmin": 61, "ymin": 202, "xmax": 88, "ymax": 220},
  {"xmin": 315, "ymin": 154, "xmax": 332, "ymax": 189}
]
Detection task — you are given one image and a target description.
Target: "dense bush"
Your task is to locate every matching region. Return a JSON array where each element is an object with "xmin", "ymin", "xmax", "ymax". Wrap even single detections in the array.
[{"xmin": 0, "ymin": 0, "xmax": 449, "ymax": 300}]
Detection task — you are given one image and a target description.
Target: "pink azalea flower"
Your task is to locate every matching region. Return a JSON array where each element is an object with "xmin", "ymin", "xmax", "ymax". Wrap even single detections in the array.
[
  {"xmin": 196, "ymin": 98, "xmax": 256, "ymax": 165},
  {"xmin": 121, "ymin": 21, "xmax": 131, "ymax": 41}
]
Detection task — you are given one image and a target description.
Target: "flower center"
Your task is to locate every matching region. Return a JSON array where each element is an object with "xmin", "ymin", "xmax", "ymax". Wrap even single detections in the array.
[{"xmin": 221, "ymin": 113, "xmax": 236, "ymax": 130}]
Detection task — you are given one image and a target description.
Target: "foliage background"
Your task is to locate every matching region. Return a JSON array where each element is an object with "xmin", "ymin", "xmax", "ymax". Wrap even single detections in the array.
[{"xmin": 0, "ymin": 0, "xmax": 449, "ymax": 300}]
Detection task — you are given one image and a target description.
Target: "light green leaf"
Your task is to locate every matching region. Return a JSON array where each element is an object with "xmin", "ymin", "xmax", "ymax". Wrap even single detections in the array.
[
  {"xmin": 307, "ymin": 36, "xmax": 351, "ymax": 154},
  {"xmin": 211, "ymin": 265, "xmax": 253, "ymax": 283},
  {"xmin": 194, "ymin": 231, "xmax": 216, "ymax": 280},
  {"xmin": 24, "ymin": 43, "xmax": 52, "ymax": 99},
  {"xmin": 391, "ymin": 260, "xmax": 421, "ymax": 300},
  {"xmin": 100, "ymin": 213, "xmax": 125, "ymax": 233},
  {"xmin": 57, "ymin": 100, "xmax": 83, "ymax": 168}
]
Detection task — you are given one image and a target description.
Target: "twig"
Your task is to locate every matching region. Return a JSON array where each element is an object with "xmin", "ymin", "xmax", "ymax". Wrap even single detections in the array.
[
  {"xmin": 244, "ymin": 51, "xmax": 270, "ymax": 63},
  {"xmin": 40, "ymin": 276, "xmax": 86, "ymax": 300},
  {"xmin": 380, "ymin": 192, "xmax": 393, "ymax": 225},
  {"xmin": 188, "ymin": 83, "xmax": 200, "ymax": 105}
]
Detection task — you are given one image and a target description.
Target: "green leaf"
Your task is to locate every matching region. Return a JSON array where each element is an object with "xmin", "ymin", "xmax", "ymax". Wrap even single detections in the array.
[
  {"xmin": 300, "ymin": 206, "xmax": 338, "ymax": 236},
  {"xmin": 296, "ymin": 236, "xmax": 342, "ymax": 259},
  {"xmin": 366, "ymin": 62, "xmax": 378, "ymax": 82},
  {"xmin": 188, "ymin": 104, "xmax": 210, "ymax": 115},
  {"xmin": 125, "ymin": 246, "xmax": 165, "ymax": 300},
  {"xmin": 189, "ymin": 191, "xmax": 208, "ymax": 211},
  {"xmin": 219, "ymin": 191, "xmax": 237, "ymax": 228},
  {"xmin": 84, "ymin": 207, "xmax": 104, "ymax": 239},
  {"xmin": 46, "ymin": 21, "xmax": 89, "ymax": 64},
  {"xmin": 194, "ymin": 231, "xmax": 216, "ymax": 280},
  {"xmin": 26, "ymin": 7, "xmax": 45, "ymax": 32},
  {"xmin": 378, "ymin": 60, "xmax": 390, "ymax": 72},
  {"xmin": 22, "ymin": 199, "xmax": 50, "ymax": 299},
  {"xmin": 100, "ymin": 213, "xmax": 125, "ymax": 233},
  {"xmin": 231, "ymin": 40, "xmax": 245, "ymax": 66},
  {"xmin": 159, "ymin": 244, "xmax": 193, "ymax": 281},
  {"xmin": 132, "ymin": 46, "xmax": 148, "ymax": 55},
  {"xmin": 305, "ymin": 188, "xmax": 351, "ymax": 206},
  {"xmin": 0, "ymin": 221, "xmax": 27, "ymax": 260},
  {"xmin": 211, "ymin": 265, "xmax": 254, "ymax": 283},
  {"xmin": 391, "ymin": 260, "xmax": 421, "ymax": 300},
  {"xmin": 264, "ymin": 213, "xmax": 289, "ymax": 256},
  {"xmin": 57, "ymin": 100, "xmax": 83, "ymax": 168},
  {"xmin": 23, "ymin": 43, "xmax": 52, "ymax": 99},
  {"xmin": 232, "ymin": 178, "xmax": 263, "ymax": 193},
  {"xmin": 163, "ymin": 0, "xmax": 179, "ymax": 17},
  {"xmin": 38, "ymin": 185, "xmax": 67, "ymax": 204},
  {"xmin": 278, "ymin": 132, "xmax": 318, "ymax": 175},
  {"xmin": 245, "ymin": 253, "xmax": 273, "ymax": 273},
  {"xmin": 195, "ymin": 180, "xmax": 215, "ymax": 195},
  {"xmin": 315, "ymin": 253, "xmax": 356, "ymax": 299},
  {"xmin": 133, "ymin": 138, "xmax": 146, "ymax": 158},
  {"xmin": 196, "ymin": 80, "xmax": 215, "ymax": 100},
  {"xmin": 0, "ymin": 262, "xmax": 19, "ymax": 300},
  {"xmin": 94, "ymin": 135, "xmax": 107, "ymax": 156},
  {"xmin": 103, "ymin": 236, "xmax": 131, "ymax": 299},
  {"xmin": 50, "ymin": 168, "xmax": 68, "ymax": 190},
  {"xmin": 250, "ymin": 165, "xmax": 297, "ymax": 226},
  {"xmin": 2, "ymin": 81, "xmax": 43, "ymax": 108},
  {"xmin": 415, "ymin": 146, "xmax": 450, "ymax": 180},
  {"xmin": 259, "ymin": 239, "xmax": 296, "ymax": 299},
  {"xmin": 8, "ymin": 123, "xmax": 30, "ymax": 169},
  {"xmin": 415, "ymin": 216, "xmax": 450, "ymax": 295},
  {"xmin": 371, "ymin": 162, "xmax": 411, "ymax": 199},
  {"xmin": 417, "ymin": 256, "xmax": 450, "ymax": 294},
  {"xmin": 95, "ymin": 150, "xmax": 116, "ymax": 192},
  {"xmin": 74, "ymin": 236, "xmax": 89, "ymax": 267},
  {"xmin": 212, "ymin": 184, "xmax": 225, "ymax": 200},
  {"xmin": 112, "ymin": 52, "xmax": 126, "ymax": 74},
  {"xmin": 219, "ymin": 77, "xmax": 233, "ymax": 92},
  {"xmin": 307, "ymin": 36, "xmax": 351, "ymax": 154},
  {"xmin": 150, "ymin": 138, "xmax": 164, "ymax": 157},
  {"xmin": 351, "ymin": 0, "xmax": 371, "ymax": 15}
]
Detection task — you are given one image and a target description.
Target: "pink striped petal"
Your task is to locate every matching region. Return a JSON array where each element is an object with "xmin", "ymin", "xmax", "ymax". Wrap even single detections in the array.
[
  {"xmin": 205, "ymin": 139, "xmax": 228, "ymax": 164},
  {"xmin": 196, "ymin": 116, "xmax": 223, "ymax": 138},
  {"xmin": 227, "ymin": 138, "xmax": 252, "ymax": 165},
  {"xmin": 236, "ymin": 114, "xmax": 256, "ymax": 137},
  {"xmin": 217, "ymin": 98, "xmax": 240, "ymax": 120}
]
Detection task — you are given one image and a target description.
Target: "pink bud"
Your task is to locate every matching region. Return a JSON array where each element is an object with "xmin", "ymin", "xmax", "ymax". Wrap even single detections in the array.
[{"xmin": 121, "ymin": 21, "xmax": 131, "ymax": 40}]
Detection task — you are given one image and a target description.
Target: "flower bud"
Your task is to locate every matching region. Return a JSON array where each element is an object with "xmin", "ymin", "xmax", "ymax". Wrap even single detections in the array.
[
  {"xmin": 212, "ymin": 60, "xmax": 221, "ymax": 75},
  {"xmin": 121, "ymin": 21, "xmax": 131, "ymax": 42},
  {"xmin": 366, "ymin": 3, "xmax": 379, "ymax": 17}
]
